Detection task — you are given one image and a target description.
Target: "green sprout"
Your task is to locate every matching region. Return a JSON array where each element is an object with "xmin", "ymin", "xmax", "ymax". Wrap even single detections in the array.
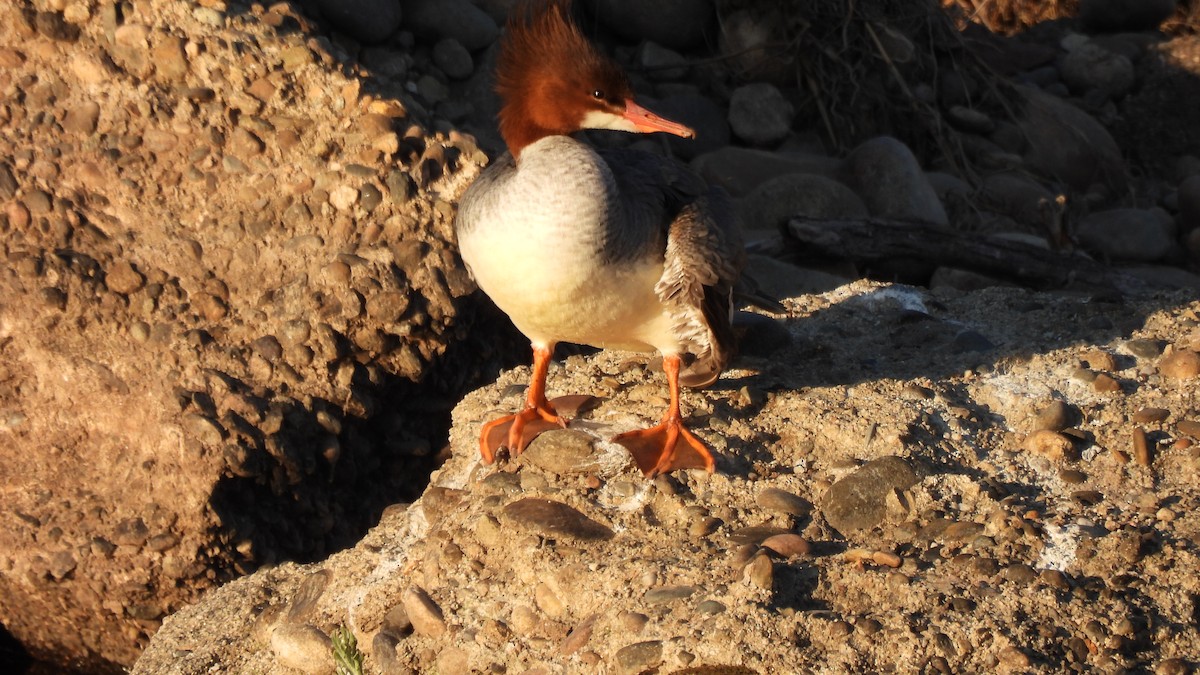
[{"xmin": 331, "ymin": 624, "xmax": 365, "ymax": 675}]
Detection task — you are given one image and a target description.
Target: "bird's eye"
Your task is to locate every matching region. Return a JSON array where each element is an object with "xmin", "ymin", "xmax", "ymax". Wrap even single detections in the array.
[{"xmin": 592, "ymin": 89, "xmax": 605, "ymax": 100}]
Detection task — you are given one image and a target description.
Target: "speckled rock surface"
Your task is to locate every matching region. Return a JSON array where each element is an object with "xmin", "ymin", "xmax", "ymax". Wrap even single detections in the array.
[{"xmin": 134, "ymin": 281, "xmax": 1200, "ymax": 674}]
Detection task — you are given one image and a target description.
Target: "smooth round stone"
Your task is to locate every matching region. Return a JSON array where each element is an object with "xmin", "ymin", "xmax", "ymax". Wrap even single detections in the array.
[
  {"xmin": 615, "ymin": 640, "xmax": 664, "ymax": 674},
  {"xmin": 1132, "ymin": 407, "xmax": 1170, "ymax": 424},
  {"xmin": 643, "ymin": 585, "xmax": 697, "ymax": 604},
  {"xmin": 1059, "ymin": 469, "xmax": 1087, "ymax": 484},
  {"xmin": 742, "ymin": 173, "xmax": 867, "ymax": 233},
  {"xmin": 270, "ymin": 624, "xmax": 334, "ymax": 674},
  {"xmin": 820, "ymin": 456, "xmax": 922, "ymax": 533},
  {"xmin": 1023, "ymin": 430, "xmax": 1076, "ymax": 462},
  {"xmin": 1034, "ymin": 400, "xmax": 1073, "ymax": 431},
  {"xmin": 744, "ymin": 553, "xmax": 773, "ymax": 589},
  {"xmin": 1159, "ymin": 350, "xmax": 1200, "ymax": 379},
  {"xmin": 520, "ymin": 430, "xmax": 601, "ymax": 475},
  {"xmin": 402, "ymin": 586, "xmax": 446, "ymax": 638},
  {"xmin": 755, "ymin": 487, "xmax": 811, "ymax": 517},
  {"xmin": 1017, "ymin": 87, "xmax": 1125, "ymax": 191},
  {"xmin": 1001, "ymin": 563, "xmax": 1038, "ymax": 585},
  {"xmin": 502, "ymin": 498, "xmax": 614, "ymax": 541},
  {"xmin": 843, "ymin": 136, "xmax": 948, "ymax": 227},
  {"xmin": 760, "ymin": 533, "xmax": 810, "ymax": 558},
  {"xmin": 728, "ymin": 82, "xmax": 793, "ymax": 147}
]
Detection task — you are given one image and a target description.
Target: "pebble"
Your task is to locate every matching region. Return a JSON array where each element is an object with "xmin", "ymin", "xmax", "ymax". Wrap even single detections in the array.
[
  {"xmin": 1154, "ymin": 658, "xmax": 1190, "ymax": 675},
  {"xmin": 366, "ymin": 290, "xmax": 410, "ymax": 323},
  {"xmin": 22, "ymin": 189, "xmax": 52, "ymax": 215},
  {"xmin": 696, "ymin": 600, "xmax": 726, "ymax": 615},
  {"xmin": 614, "ymin": 640, "xmax": 663, "ymax": 675},
  {"xmin": 1133, "ymin": 407, "xmax": 1170, "ymax": 424},
  {"xmin": 36, "ymin": 10, "xmax": 80, "ymax": 42},
  {"xmin": 1033, "ymin": 400, "xmax": 1073, "ymax": 431},
  {"xmin": 821, "ymin": 456, "xmax": 921, "ymax": 532},
  {"xmin": 1158, "ymin": 350, "xmax": 1200, "ymax": 379},
  {"xmin": 1178, "ymin": 419, "xmax": 1200, "ymax": 437},
  {"xmin": 755, "ymin": 487, "xmax": 811, "ymax": 517},
  {"xmin": 270, "ymin": 624, "xmax": 333, "ymax": 675},
  {"xmin": 1059, "ymin": 468, "xmax": 1087, "ymax": 484},
  {"xmin": 151, "ymin": 35, "xmax": 189, "ymax": 82},
  {"xmin": 943, "ymin": 522, "xmax": 984, "ymax": 541},
  {"xmin": 535, "ymin": 582, "xmax": 565, "ymax": 617},
  {"xmin": 727, "ymin": 83, "xmax": 793, "ymax": 147},
  {"xmin": 729, "ymin": 525, "xmax": 792, "ymax": 546},
  {"xmin": 1092, "ymin": 373, "xmax": 1121, "ymax": 393},
  {"xmin": 1132, "ymin": 427, "xmax": 1152, "ymax": 466},
  {"xmin": 105, "ymin": 261, "xmax": 145, "ymax": 295},
  {"xmin": 618, "ymin": 610, "xmax": 648, "ymax": 633},
  {"xmin": 64, "ymin": 102, "xmax": 100, "ymax": 134},
  {"xmin": 402, "ymin": 586, "xmax": 447, "ymax": 638},
  {"xmin": 743, "ymin": 553, "xmax": 773, "ymax": 589},
  {"xmin": 520, "ymin": 430, "xmax": 601, "ymax": 475},
  {"xmin": 329, "ymin": 185, "xmax": 358, "ymax": 211},
  {"xmin": 760, "ymin": 534, "xmax": 810, "ymax": 558},
  {"xmin": 1126, "ymin": 338, "xmax": 1166, "ymax": 359},
  {"xmin": 843, "ymin": 136, "xmax": 949, "ymax": 227},
  {"xmin": 1002, "ymin": 563, "xmax": 1038, "ymax": 585},
  {"xmin": 644, "ymin": 585, "xmax": 696, "ymax": 604},
  {"xmin": 979, "ymin": 173, "xmax": 1055, "ymax": 227},
  {"xmin": 1023, "ymin": 429, "xmax": 1076, "ymax": 462},
  {"xmin": 501, "ymin": 498, "xmax": 614, "ymax": 541},
  {"xmin": 560, "ymin": 615, "xmax": 596, "ymax": 655}
]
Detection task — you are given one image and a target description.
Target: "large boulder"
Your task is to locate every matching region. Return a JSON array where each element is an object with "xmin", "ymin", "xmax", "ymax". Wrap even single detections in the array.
[
  {"xmin": 0, "ymin": 2, "xmax": 495, "ymax": 670},
  {"xmin": 1017, "ymin": 87, "xmax": 1127, "ymax": 191},
  {"xmin": 842, "ymin": 136, "xmax": 949, "ymax": 227}
]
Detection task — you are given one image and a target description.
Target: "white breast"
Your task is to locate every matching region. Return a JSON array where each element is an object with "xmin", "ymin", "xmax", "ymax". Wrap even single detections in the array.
[{"xmin": 457, "ymin": 137, "xmax": 681, "ymax": 354}]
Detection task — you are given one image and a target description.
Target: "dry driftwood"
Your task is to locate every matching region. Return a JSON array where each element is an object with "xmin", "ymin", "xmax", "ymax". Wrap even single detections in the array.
[{"xmin": 785, "ymin": 216, "xmax": 1152, "ymax": 294}]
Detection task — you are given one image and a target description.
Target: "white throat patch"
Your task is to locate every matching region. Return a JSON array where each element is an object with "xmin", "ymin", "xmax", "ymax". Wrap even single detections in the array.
[{"xmin": 580, "ymin": 109, "xmax": 638, "ymax": 133}]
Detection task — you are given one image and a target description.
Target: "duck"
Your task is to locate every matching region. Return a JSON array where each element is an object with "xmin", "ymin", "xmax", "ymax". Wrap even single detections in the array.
[{"xmin": 455, "ymin": 0, "xmax": 746, "ymax": 478}]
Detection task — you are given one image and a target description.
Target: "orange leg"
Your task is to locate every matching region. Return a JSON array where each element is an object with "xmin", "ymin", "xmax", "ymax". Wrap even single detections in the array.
[
  {"xmin": 612, "ymin": 354, "xmax": 716, "ymax": 478},
  {"xmin": 479, "ymin": 345, "xmax": 567, "ymax": 464}
]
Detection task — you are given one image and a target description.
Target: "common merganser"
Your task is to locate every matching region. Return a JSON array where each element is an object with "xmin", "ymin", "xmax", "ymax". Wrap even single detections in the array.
[{"xmin": 455, "ymin": 0, "xmax": 745, "ymax": 477}]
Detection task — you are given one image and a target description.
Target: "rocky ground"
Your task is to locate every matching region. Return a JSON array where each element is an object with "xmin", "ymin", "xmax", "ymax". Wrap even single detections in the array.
[
  {"xmin": 3, "ymin": 0, "xmax": 1200, "ymax": 673},
  {"xmin": 134, "ymin": 281, "xmax": 1200, "ymax": 675}
]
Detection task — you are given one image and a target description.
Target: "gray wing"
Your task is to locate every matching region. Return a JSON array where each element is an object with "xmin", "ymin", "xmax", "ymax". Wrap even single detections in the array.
[
  {"xmin": 596, "ymin": 148, "xmax": 746, "ymax": 387},
  {"xmin": 656, "ymin": 187, "xmax": 746, "ymax": 388}
]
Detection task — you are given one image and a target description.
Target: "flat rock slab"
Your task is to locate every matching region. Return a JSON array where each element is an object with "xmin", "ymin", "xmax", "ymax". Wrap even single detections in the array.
[
  {"xmin": 821, "ymin": 456, "xmax": 922, "ymax": 533},
  {"xmin": 501, "ymin": 498, "xmax": 615, "ymax": 541}
]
